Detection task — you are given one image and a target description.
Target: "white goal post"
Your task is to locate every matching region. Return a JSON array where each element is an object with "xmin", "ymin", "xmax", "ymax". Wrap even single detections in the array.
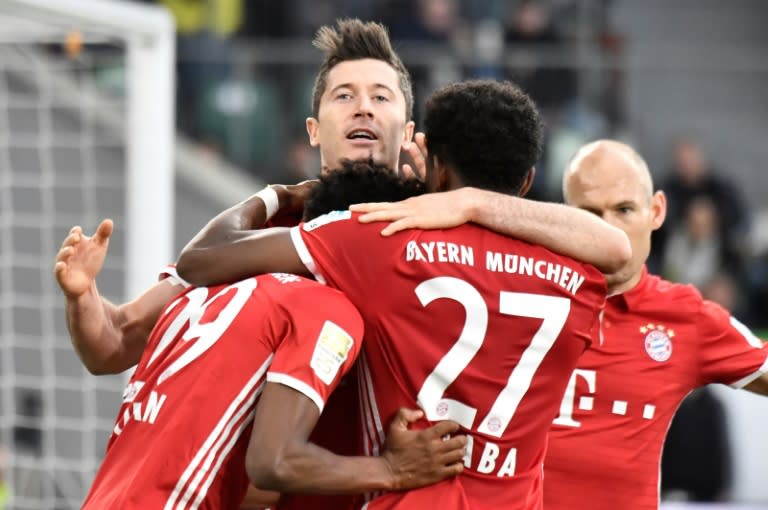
[
  {"xmin": 0, "ymin": 1, "xmax": 174, "ymax": 508},
  {"xmin": 4, "ymin": 0, "xmax": 176, "ymax": 300}
]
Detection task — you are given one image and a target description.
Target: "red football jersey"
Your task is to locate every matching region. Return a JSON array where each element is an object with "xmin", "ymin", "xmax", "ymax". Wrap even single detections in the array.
[
  {"xmin": 82, "ymin": 273, "xmax": 363, "ymax": 510},
  {"xmin": 289, "ymin": 211, "xmax": 607, "ymax": 509},
  {"xmin": 163, "ymin": 251, "xmax": 362, "ymax": 510},
  {"xmin": 543, "ymin": 268, "xmax": 768, "ymax": 510}
]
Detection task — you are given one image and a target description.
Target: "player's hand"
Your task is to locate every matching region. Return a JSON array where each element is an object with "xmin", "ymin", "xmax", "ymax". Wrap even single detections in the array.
[
  {"xmin": 400, "ymin": 132, "xmax": 427, "ymax": 181},
  {"xmin": 382, "ymin": 408, "xmax": 466, "ymax": 490},
  {"xmin": 53, "ymin": 219, "xmax": 113, "ymax": 299},
  {"xmin": 271, "ymin": 180, "xmax": 318, "ymax": 222},
  {"xmin": 350, "ymin": 188, "xmax": 476, "ymax": 236}
]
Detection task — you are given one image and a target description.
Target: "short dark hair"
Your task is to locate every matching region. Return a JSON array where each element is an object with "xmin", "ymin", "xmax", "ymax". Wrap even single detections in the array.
[
  {"xmin": 302, "ymin": 160, "xmax": 424, "ymax": 221},
  {"xmin": 424, "ymin": 80, "xmax": 543, "ymax": 194},
  {"xmin": 311, "ymin": 18, "xmax": 414, "ymax": 120}
]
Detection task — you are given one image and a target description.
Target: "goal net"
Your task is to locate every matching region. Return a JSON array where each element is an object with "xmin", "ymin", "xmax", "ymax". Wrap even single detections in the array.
[{"xmin": 0, "ymin": 1, "xmax": 174, "ymax": 508}]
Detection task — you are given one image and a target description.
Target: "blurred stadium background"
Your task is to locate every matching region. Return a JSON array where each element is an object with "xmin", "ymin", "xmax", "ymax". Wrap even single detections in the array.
[{"xmin": 0, "ymin": 0, "xmax": 767, "ymax": 508}]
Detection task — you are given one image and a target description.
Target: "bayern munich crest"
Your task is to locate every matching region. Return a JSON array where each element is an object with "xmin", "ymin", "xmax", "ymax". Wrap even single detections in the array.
[{"xmin": 641, "ymin": 323, "xmax": 674, "ymax": 362}]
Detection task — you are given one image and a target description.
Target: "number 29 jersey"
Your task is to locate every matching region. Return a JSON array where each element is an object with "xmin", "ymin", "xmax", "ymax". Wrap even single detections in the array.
[
  {"xmin": 290, "ymin": 212, "xmax": 607, "ymax": 510},
  {"xmin": 82, "ymin": 273, "xmax": 363, "ymax": 510}
]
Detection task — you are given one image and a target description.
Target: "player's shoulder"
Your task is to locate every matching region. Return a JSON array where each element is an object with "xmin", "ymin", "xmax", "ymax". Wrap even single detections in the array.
[
  {"xmin": 262, "ymin": 272, "xmax": 354, "ymax": 304},
  {"xmin": 301, "ymin": 210, "xmax": 356, "ymax": 232},
  {"xmin": 637, "ymin": 273, "xmax": 736, "ymax": 326},
  {"xmin": 259, "ymin": 272, "xmax": 327, "ymax": 293},
  {"xmin": 642, "ymin": 273, "xmax": 706, "ymax": 309}
]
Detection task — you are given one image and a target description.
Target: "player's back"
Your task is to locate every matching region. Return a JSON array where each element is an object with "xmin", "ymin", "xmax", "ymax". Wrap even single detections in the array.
[
  {"xmin": 293, "ymin": 215, "xmax": 607, "ymax": 509},
  {"xmin": 82, "ymin": 273, "xmax": 360, "ymax": 510}
]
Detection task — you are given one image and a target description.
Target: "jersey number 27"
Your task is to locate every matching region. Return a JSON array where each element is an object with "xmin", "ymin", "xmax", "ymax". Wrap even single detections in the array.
[{"xmin": 416, "ymin": 276, "xmax": 571, "ymax": 438}]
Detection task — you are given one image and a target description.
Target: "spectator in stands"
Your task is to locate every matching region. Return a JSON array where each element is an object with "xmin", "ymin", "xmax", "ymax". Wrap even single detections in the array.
[
  {"xmin": 380, "ymin": 0, "xmax": 463, "ymax": 128},
  {"xmin": 660, "ymin": 386, "xmax": 732, "ymax": 503},
  {"xmin": 662, "ymin": 196, "xmax": 733, "ymax": 289},
  {"xmin": 385, "ymin": 0, "xmax": 461, "ymax": 42},
  {"xmin": 503, "ymin": 0, "xmax": 581, "ymax": 202},
  {"xmin": 652, "ymin": 136, "xmax": 750, "ymax": 274},
  {"xmin": 702, "ymin": 270, "xmax": 754, "ymax": 323},
  {"xmin": 160, "ymin": 0, "xmax": 242, "ymax": 139},
  {"xmin": 504, "ymin": 0, "xmax": 577, "ymax": 114}
]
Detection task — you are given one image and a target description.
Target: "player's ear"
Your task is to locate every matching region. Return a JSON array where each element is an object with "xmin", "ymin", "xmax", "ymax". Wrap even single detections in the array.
[
  {"xmin": 306, "ymin": 117, "xmax": 320, "ymax": 147},
  {"xmin": 402, "ymin": 120, "xmax": 415, "ymax": 146},
  {"xmin": 650, "ymin": 190, "xmax": 667, "ymax": 231},
  {"xmin": 518, "ymin": 167, "xmax": 536, "ymax": 197}
]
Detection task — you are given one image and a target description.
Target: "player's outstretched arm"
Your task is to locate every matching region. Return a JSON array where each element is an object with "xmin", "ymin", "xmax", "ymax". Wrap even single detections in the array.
[
  {"xmin": 744, "ymin": 374, "xmax": 768, "ymax": 396},
  {"xmin": 352, "ymin": 187, "xmax": 632, "ymax": 274},
  {"xmin": 247, "ymin": 383, "xmax": 465, "ymax": 495},
  {"xmin": 177, "ymin": 186, "xmax": 309, "ymax": 286},
  {"xmin": 54, "ymin": 219, "xmax": 182, "ymax": 374}
]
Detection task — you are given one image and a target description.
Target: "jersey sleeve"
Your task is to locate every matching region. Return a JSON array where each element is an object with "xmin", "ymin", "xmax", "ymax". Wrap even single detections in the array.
[
  {"xmin": 158, "ymin": 263, "xmax": 191, "ymax": 288},
  {"xmin": 289, "ymin": 211, "xmax": 387, "ymax": 301},
  {"xmin": 266, "ymin": 286, "xmax": 364, "ymax": 413},
  {"xmin": 696, "ymin": 299, "xmax": 768, "ymax": 387}
]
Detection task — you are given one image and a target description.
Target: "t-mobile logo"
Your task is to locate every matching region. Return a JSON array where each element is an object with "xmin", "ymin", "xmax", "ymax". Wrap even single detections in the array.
[
  {"xmin": 552, "ymin": 369, "xmax": 596, "ymax": 427},
  {"xmin": 552, "ymin": 369, "xmax": 657, "ymax": 427}
]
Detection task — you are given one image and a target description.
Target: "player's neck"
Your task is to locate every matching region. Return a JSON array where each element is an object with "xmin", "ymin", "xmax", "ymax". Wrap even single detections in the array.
[{"xmin": 607, "ymin": 270, "xmax": 643, "ymax": 297}]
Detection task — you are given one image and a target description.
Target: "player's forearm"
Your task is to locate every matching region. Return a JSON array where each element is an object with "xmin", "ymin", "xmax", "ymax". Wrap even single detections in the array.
[
  {"xmin": 177, "ymin": 190, "xmax": 281, "ymax": 285},
  {"xmin": 744, "ymin": 373, "xmax": 768, "ymax": 396},
  {"xmin": 177, "ymin": 225, "xmax": 302, "ymax": 286},
  {"xmin": 465, "ymin": 188, "xmax": 631, "ymax": 273},
  {"xmin": 65, "ymin": 285, "xmax": 129, "ymax": 375},
  {"xmin": 182, "ymin": 192, "xmax": 270, "ymax": 251},
  {"xmin": 66, "ymin": 280, "xmax": 180, "ymax": 374},
  {"xmin": 247, "ymin": 442, "xmax": 396, "ymax": 495}
]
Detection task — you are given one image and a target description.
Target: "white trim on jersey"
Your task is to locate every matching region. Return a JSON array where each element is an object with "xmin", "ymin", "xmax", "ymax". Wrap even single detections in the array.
[
  {"xmin": 180, "ymin": 381, "xmax": 264, "ymax": 510},
  {"xmin": 356, "ymin": 362, "xmax": 372, "ymax": 458},
  {"xmin": 730, "ymin": 316, "xmax": 764, "ymax": 349},
  {"xmin": 730, "ymin": 356, "xmax": 768, "ymax": 389},
  {"xmin": 357, "ymin": 354, "xmax": 386, "ymax": 457},
  {"xmin": 190, "ymin": 411, "xmax": 257, "ymax": 510},
  {"xmin": 727, "ymin": 316, "xmax": 768, "ymax": 388},
  {"xmin": 289, "ymin": 226, "xmax": 326, "ymax": 284},
  {"xmin": 357, "ymin": 355, "xmax": 388, "ymax": 505},
  {"xmin": 266, "ymin": 372, "xmax": 326, "ymax": 413},
  {"xmin": 165, "ymin": 354, "xmax": 273, "ymax": 510},
  {"xmin": 159, "ymin": 264, "xmax": 192, "ymax": 288}
]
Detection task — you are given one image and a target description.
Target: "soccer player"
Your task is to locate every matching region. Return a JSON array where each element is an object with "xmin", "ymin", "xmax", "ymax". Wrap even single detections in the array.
[
  {"xmin": 56, "ymin": 19, "xmax": 626, "ymax": 508},
  {"xmin": 56, "ymin": 17, "xmax": 419, "ymax": 378},
  {"xmin": 79, "ymin": 268, "xmax": 468, "ymax": 509},
  {"xmin": 348, "ymin": 139, "xmax": 768, "ymax": 510},
  {"xmin": 56, "ymin": 18, "xmax": 424, "ymax": 509},
  {"xmin": 55, "ymin": 17, "xmax": 626, "ymax": 381},
  {"xmin": 174, "ymin": 80, "xmax": 618, "ymax": 509}
]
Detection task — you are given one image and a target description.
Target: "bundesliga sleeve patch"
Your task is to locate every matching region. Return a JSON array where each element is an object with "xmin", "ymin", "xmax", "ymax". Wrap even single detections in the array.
[
  {"xmin": 303, "ymin": 210, "xmax": 352, "ymax": 231},
  {"xmin": 310, "ymin": 320, "xmax": 355, "ymax": 385}
]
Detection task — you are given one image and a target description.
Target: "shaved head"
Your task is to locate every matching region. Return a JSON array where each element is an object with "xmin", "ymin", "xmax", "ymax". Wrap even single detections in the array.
[
  {"xmin": 563, "ymin": 140, "xmax": 653, "ymax": 204},
  {"xmin": 561, "ymin": 139, "xmax": 666, "ymax": 294}
]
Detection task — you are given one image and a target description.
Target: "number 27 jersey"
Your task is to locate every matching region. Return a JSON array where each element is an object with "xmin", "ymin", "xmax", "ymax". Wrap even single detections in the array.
[{"xmin": 290, "ymin": 212, "xmax": 606, "ymax": 509}]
